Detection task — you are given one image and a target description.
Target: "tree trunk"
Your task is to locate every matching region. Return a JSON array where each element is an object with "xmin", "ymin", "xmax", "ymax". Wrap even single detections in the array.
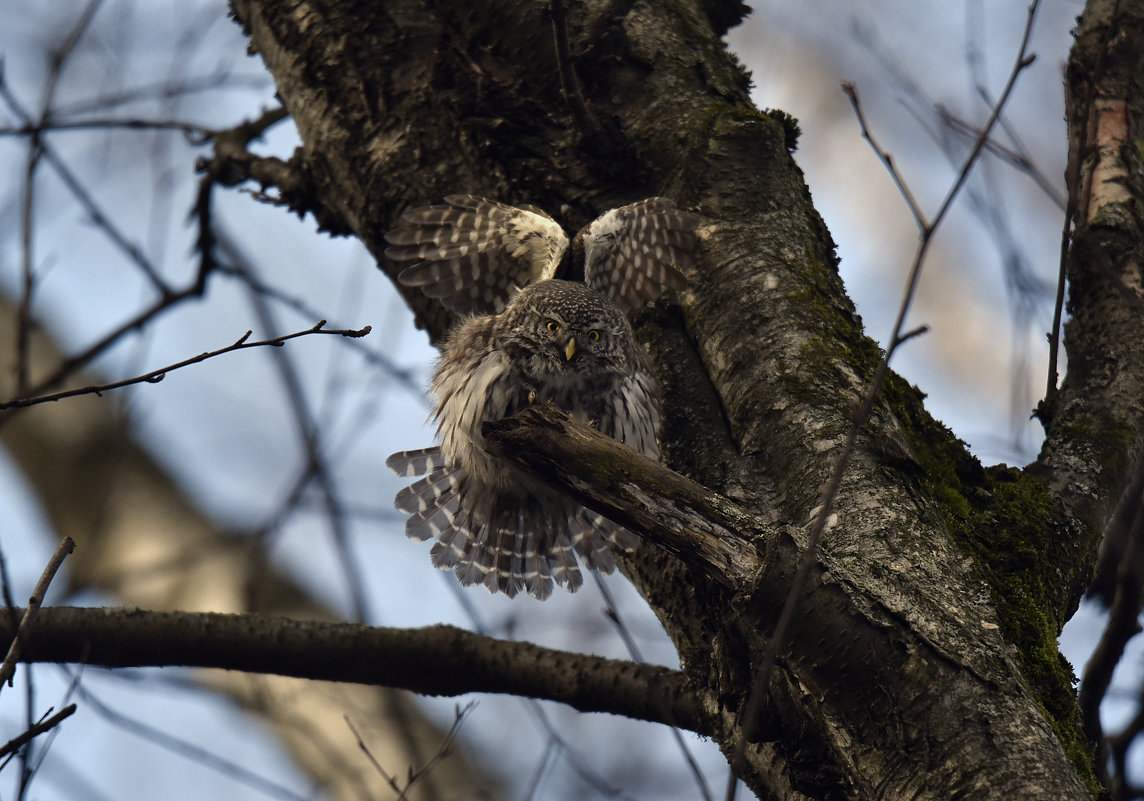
[{"xmin": 212, "ymin": 0, "xmax": 1144, "ymax": 796}]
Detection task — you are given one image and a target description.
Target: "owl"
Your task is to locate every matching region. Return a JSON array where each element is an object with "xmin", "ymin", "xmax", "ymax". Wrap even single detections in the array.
[{"xmin": 385, "ymin": 195, "xmax": 697, "ymax": 599}]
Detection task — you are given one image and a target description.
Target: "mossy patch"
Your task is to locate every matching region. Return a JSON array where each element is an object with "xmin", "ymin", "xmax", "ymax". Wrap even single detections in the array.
[
  {"xmin": 969, "ymin": 465, "xmax": 1098, "ymax": 796},
  {"xmin": 762, "ymin": 108, "xmax": 801, "ymax": 151},
  {"xmin": 883, "ymin": 374, "xmax": 1101, "ymax": 796}
]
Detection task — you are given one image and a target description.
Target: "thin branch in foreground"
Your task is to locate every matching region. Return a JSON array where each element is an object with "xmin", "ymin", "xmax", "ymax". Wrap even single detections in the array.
[
  {"xmin": 0, "ymin": 322, "xmax": 371, "ymax": 411},
  {"xmin": 842, "ymin": 81, "xmax": 927, "ymax": 230},
  {"xmin": 347, "ymin": 701, "xmax": 476, "ymax": 801},
  {"xmin": 0, "ymin": 705, "xmax": 77, "ymax": 760},
  {"xmin": 3, "ymin": 274, "xmax": 209, "ymax": 417},
  {"xmin": 0, "ymin": 537, "xmax": 75, "ymax": 691}
]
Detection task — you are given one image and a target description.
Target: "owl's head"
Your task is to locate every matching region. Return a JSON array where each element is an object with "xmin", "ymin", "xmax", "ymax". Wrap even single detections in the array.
[{"xmin": 497, "ymin": 279, "xmax": 635, "ymax": 378}]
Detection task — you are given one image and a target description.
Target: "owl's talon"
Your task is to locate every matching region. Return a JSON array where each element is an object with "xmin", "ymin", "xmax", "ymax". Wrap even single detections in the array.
[{"xmin": 528, "ymin": 390, "xmax": 537, "ymax": 405}]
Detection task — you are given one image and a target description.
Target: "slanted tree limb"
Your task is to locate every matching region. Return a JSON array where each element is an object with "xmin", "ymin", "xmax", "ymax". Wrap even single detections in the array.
[{"xmin": 484, "ymin": 404, "xmax": 766, "ymax": 591}]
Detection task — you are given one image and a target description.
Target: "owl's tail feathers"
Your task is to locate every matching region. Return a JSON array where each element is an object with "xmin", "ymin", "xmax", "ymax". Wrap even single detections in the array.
[
  {"xmin": 458, "ymin": 523, "xmax": 530, "ymax": 600},
  {"xmin": 386, "ymin": 447, "xmax": 445, "ymax": 477},
  {"xmin": 388, "ymin": 449, "xmax": 632, "ymax": 600},
  {"xmin": 452, "ymin": 502, "xmax": 568, "ymax": 600},
  {"xmin": 568, "ymin": 510, "xmax": 639, "ymax": 574},
  {"xmin": 390, "ymin": 445, "xmax": 462, "ymax": 542},
  {"xmin": 398, "ymin": 473, "xmax": 461, "ymax": 543},
  {"xmin": 521, "ymin": 540, "xmax": 559, "ymax": 600}
]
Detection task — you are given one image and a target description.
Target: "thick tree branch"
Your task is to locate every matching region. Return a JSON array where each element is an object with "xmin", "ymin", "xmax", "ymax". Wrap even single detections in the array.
[
  {"xmin": 4, "ymin": 607, "xmax": 711, "ymax": 735},
  {"xmin": 483, "ymin": 405, "xmax": 765, "ymax": 591},
  {"xmin": 1038, "ymin": 0, "xmax": 1144, "ymax": 593}
]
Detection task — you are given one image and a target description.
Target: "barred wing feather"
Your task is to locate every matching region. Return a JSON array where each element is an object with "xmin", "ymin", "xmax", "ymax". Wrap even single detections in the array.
[
  {"xmin": 385, "ymin": 195, "xmax": 569, "ymax": 315},
  {"xmin": 577, "ymin": 197, "xmax": 696, "ymax": 313}
]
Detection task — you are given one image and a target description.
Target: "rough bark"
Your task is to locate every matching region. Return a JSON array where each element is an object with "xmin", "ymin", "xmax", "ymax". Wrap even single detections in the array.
[
  {"xmin": 217, "ymin": 0, "xmax": 1136, "ymax": 797},
  {"xmin": 1044, "ymin": 0, "xmax": 1144, "ymax": 594},
  {"xmin": 0, "ymin": 295, "xmax": 496, "ymax": 801},
  {"xmin": 3, "ymin": 606, "xmax": 708, "ymax": 733}
]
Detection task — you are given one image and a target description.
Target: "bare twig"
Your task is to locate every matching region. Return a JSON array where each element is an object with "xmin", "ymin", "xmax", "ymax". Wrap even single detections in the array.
[
  {"xmin": 347, "ymin": 702, "xmax": 476, "ymax": 801},
  {"xmin": 0, "ymin": 705, "xmax": 77, "ymax": 760},
  {"xmin": 0, "ymin": 78, "xmax": 289, "ymax": 424},
  {"xmin": 842, "ymin": 82, "xmax": 927, "ymax": 230},
  {"xmin": 853, "ymin": 11, "xmax": 1055, "ymax": 447},
  {"xmin": 0, "ymin": 285, "xmax": 201, "ymax": 424},
  {"xmin": 0, "ymin": 538, "xmax": 76, "ymax": 691},
  {"xmin": 0, "ymin": 322, "xmax": 371, "ymax": 411},
  {"xmin": 0, "ymin": 118, "xmax": 214, "ymax": 138}
]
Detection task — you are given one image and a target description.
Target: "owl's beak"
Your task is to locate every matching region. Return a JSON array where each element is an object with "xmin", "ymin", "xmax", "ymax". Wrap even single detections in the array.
[{"xmin": 563, "ymin": 337, "xmax": 576, "ymax": 361}]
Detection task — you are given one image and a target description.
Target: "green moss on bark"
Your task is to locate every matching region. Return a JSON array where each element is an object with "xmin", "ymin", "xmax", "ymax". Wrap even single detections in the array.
[{"xmin": 884, "ymin": 376, "xmax": 1100, "ymax": 797}]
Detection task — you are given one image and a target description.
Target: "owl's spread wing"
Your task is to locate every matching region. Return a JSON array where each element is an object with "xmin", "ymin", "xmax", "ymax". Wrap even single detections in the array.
[
  {"xmin": 576, "ymin": 197, "xmax": 697, "ymax": 313},
  {"xmin": 384, "ymin": 195, "xmax": 570, "ymax": 315}
]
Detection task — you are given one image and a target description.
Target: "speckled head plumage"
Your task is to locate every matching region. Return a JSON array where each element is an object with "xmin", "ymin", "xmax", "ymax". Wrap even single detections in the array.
[{"xmin": 495, "ymin": 280, "xmax": 636, "ymax": 380}]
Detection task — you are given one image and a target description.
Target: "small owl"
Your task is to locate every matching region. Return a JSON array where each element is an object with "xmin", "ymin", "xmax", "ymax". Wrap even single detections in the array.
[{"xmin": 385, "ymin": 195, "xmax": 697, "ymax": 599}]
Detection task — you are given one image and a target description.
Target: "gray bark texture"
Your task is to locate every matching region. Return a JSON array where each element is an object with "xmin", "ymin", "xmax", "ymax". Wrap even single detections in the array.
[{"xmin": 71, "ymin": 0, "xmax": 1142, "ymax": 797}]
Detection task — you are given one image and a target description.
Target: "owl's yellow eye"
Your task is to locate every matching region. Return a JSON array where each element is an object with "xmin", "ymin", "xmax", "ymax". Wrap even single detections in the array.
[
  {"xmin": 588, "ymin": 329, "xmax": 601, "ymax": 341},
  {"xmin": 545, "ymin": 320, "xmax": 560, "ymax": 332}
]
